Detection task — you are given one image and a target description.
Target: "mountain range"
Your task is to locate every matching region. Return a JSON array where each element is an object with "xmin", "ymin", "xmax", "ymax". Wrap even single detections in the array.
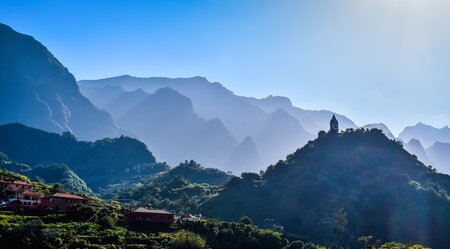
[
  {"xmin": 78, "ymin": 77, "xmax": 355, "ymax": 171},
  {"xmin": 398, "ymin": 123, "xmax": 450, "ymax": 174},
  {"xmin": 1, "ymin": 22, "xmax": 450, "ymax": 176}
]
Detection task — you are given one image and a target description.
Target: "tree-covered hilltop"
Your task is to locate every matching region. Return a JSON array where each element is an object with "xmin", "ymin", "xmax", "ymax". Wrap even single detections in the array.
[
  {"xmin": 27, "ymin": 164, "xmax": 92, "ymax": 194},
  {"xmin": 0, "ymin": 152, "xmax": 91, "ymax": 194},
  {"xmin": 107, "ymin": 176, "xmax": 217, "ymax": 215},
  {"xmin": 200, "ymin": 128, "xmax": 450, "ymax": 248},
  {"xmin": 103, "ymin": 160, "xmax": 230, "ymax": 215},
  {"xmin": 155, "ymin": 160, "xmax": 232, "ymax": 186},
  {"xmin": 0, "ymin": 123, "xmax": 168, "ymax": 190}
]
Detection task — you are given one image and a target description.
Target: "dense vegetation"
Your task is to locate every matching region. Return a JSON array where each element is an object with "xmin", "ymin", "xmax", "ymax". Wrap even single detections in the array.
[
  {"xmin": 200, "ymin": 129, "xmax": 450, "ymax": 248},
  {"xmin": 0, "ymin": 123, "xmax": 168, "ymax": 190},
  {"xmin": 154, "ymin": 160, "xmax": 231, "ymax": 186},
  {"xmin": 0, "ymin": 152, "xmax": 91, "ymax": 194},
  {"xmin": 102, "ymin": 160, "xmax": 231, "ymax": 214},
  {"xmin": 106, "ymin": 176, "xmax": 216, "ymax": 215}
]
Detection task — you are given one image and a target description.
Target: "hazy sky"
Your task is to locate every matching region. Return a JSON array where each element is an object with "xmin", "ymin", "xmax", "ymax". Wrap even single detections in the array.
[{"xmin": 1, "ymin": 0, "xmax": 449, "ymax": 135}]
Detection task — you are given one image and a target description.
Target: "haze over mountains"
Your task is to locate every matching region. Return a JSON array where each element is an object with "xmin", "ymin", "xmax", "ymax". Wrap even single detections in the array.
[
  {"xmin": 79, "ymin": 76, "xmax": 357, "ymax": 171},
  {"xmin": 0, "ymin": 23, "xmax": 122, "ymax": 141},
  {"xmin": 1, "ymin": 22, "xmax": 450, "ymax": 176}
]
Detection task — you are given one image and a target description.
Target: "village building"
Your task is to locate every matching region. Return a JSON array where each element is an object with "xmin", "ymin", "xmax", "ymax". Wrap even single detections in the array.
[
  {"xmin": 125, "ymin": 207, "xmax": 175, "ymax": 224},
  {"xmin": 9, "ymin": 190, "xmax": 43, "ymax": 209},
  {"xmin": 39, "ymin": 192, "xmax": 89, "ymax": 210},
  {"xmin": 7, "ymin": 180, "xmax": 35, "ymax": 192},
  {"xmin": 181, "ymin": 214, "xmax": 202, "ymax": 222}
]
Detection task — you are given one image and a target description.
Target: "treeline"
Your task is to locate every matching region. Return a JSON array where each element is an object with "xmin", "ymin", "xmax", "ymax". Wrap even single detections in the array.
[{"xmin": 0, "ymin": 123, "xmax": 168, "ymax": 189}]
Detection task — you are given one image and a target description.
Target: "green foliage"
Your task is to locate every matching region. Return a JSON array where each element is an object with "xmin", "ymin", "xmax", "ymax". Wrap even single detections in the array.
[
  {"xmin": 182, "ymin": 219, "xmax": 288, "ymax": 249},
  {"xmin": 26, "ymin": 164, "xmax": 92, "ymax": 194},
  {"xmin": 156, "ymin": 160, "xmax": 231, "ymax": 186},
  {"xmin": 168, "ymin": 230, "xmax": 210, "ymax": 249},
  {"xmin": 108, "ymin": 176, "xmax": 217, "ymax": 215},
  {"xmin": 0, "ymin": 123, "xmax": 167, "ymax": 190},
  {"xmin": 0, "ymin": 153, "xmax": 90, "ymax": 194},
  {"xmin": 201, "ymin": 129, "xmax": 448, "ymax": 248}
]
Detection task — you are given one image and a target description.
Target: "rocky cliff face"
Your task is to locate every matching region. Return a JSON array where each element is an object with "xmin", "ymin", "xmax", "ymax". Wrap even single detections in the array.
[{"xmin": 0, "ymin": 23, "xmax": 121, "ymax": 141}]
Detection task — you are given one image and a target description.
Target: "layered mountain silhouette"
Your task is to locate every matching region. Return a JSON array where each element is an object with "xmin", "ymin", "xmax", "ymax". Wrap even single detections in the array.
[
  {"xmin": 200, "ymin": 129, "xmax": 450, "ymax": 248},
  {"xmin": 79, "ymin": 76, "xmax": 356, "ymax": 170},
  {"xmin": 399, "ymin": 122, "xmax": 450, "ymax": 148},
  {"xmin": 243, "ymin": 95, "xmax": 357, "ymax": 134},
  {"xmin": 115, "ymin": 87, "xmax": 239, "ymax": 168},
  {"xmin": 225, "ymin": 136, "xmax": 263, "ymax": 174},
  {"xmin": 399, "ymin": 123, "xmax": 450, "ymax": 174},
  {"xmin": 80, "ymin": 84, "xmax": 126, "ymax": 108},
  {"xmin": 403, "ymin": 139, "xmax": 431, "ymax": 166},
  {"xmin": 362, "ymin": 123, "xmax": 395, "ymax": 140},
  {"xmin": 426, "ymin": 142, "xmax": 450, "ymax": 174},
  {"xmin": 0, "ymin": 23, "xmax": 122, "ymax": 141}
]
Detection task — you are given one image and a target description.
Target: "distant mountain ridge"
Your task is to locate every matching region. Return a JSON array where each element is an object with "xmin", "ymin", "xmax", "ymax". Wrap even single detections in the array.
[
  {"xmin": 362, "ymin": 123, "xmax": 395, "ymax": 139},
  {"xmin": 0, "ymin": 23, "xmax": 122, "ymax": 141},
  {"xmin": 243, "ymin": 95, "xmax": 357, "ymax": 134},
  {"xmin": 115, "ymin": 87, "xmax": 239, "ymax": 169},
  {"xmin": 399, "ymin": 122, "xmax": 450, "ymax": 148},
  {"xmin": 79, "ymin": 76, "xmax": 356, "ymax": 171},
  {"xmin": 399, "ymin": 123, "xmax": 450, "ymax": 174}
]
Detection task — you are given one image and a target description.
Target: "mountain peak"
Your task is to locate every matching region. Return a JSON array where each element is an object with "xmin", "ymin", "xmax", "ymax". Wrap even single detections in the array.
[
  {"xmin": 0, "ymin": 23, "xmax": 120, "ymax": 140},
  {"xmin": 264, "ymin": 95, "xmax": 293, "ymax": 107}
]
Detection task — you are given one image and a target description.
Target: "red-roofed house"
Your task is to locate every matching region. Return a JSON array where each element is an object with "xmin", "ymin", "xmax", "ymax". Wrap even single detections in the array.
[
  {"xmin": 7, "ymin": 180, "xmax": 35, "ymax": 192},
  {"xmin": 125, "ymin": 207, "xmax": 175, "ymax": 224},
  {"xmin": 9, "ymin": 190, "xmax": 43, "ymax": 209},
  {"xmin": 39, "ymin": 193, "xmax": 89, "ymax": 210}
]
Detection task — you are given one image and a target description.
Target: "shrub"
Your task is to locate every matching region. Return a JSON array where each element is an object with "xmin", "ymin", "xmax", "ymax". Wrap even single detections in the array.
[{"xmin": 169, "ymin": 230, "xmax": 210, "ymax": 249}]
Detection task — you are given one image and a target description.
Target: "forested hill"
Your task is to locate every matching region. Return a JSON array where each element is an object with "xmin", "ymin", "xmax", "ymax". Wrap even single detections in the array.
[
  {"xmin": 201, "ymin": 128, "xmax": 450, "ymax": 248},
  {"xmin": 0, "ymin": 152, "xmax": 91, "ymax": 194},
  {"xmin": 0, "ymin": 123, "xmax": 167, "ymax": 189},
  {"xmin": 154, "ymin": 160, "xmax": 232, "ymax": 186}
]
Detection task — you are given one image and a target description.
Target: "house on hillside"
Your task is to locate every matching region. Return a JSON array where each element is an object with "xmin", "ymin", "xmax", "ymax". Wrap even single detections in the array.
[
  {"xmin": 9, "ymin": 190, "xmax": 43, "ymax": 209},
  {"xmin": 40, "ymin": 193, "xmax": 89, "ymax": 210},
  {"xmin": 125, "ymin": 207, "xmax": 175, "ymax": 224},
  {"xmin": 7, "ymin": 180, "xmax": 35, "ymax": 192},
  {"xmin": 181, "ymin": 214, "xmax": 202, "ymax": 222}
]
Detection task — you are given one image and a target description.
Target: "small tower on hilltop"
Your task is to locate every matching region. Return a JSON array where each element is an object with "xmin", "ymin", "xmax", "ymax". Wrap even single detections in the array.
[{"xmin": 330, "ymin": 114, "xmax": 339, "ymax": 133}]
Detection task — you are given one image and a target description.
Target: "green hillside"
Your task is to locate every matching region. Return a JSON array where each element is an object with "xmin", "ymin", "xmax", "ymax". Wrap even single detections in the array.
[
  {"xmin": 0, "ymin": 123, "xmax": 168, "ymax": 189},
  {"xmin": 155, "ymin": 160, "xmax": 231, "ymax": 186},
  {"xmin": 0, "ymin": 152, "xmax": 91, "ymax": 194},
  {"xmin": 200, "ymin": 128, "xmax": 450, "ymax": 248}
]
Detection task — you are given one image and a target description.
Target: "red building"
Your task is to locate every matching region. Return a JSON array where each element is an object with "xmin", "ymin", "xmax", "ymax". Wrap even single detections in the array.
[
  {"xmin": 9, "ymin": 190, "xmax": 43, "ymax": 209},
  {"xmin": 7, "ymin": 180, "xmax": 35, "ymax": 192},
  {"xmin": 125, "ymin": 207, "xmax": 175, "ymax": 224},
  {"xmin": 39, "ymin": 193, "xmax": 89, "ymax": 210}
]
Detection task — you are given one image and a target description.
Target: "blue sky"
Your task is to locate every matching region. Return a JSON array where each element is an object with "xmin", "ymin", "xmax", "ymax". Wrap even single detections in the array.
[{"xmin": 1, "ymin": 0, "xmax": 449, "ymax": 135}]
